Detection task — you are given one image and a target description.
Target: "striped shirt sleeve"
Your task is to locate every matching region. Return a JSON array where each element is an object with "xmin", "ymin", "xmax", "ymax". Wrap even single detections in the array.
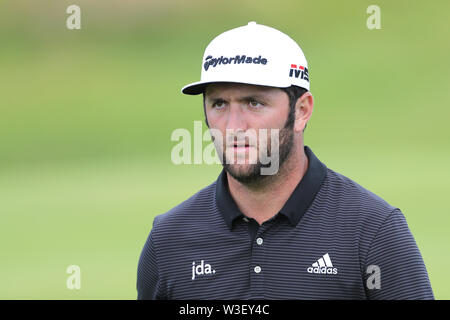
[
  {"xmin": 364, "ymin": 208, "xmax": 434, "ymax": 299},
  {"xmin": 137, "ymin": 217, "xmax": 165, "ymax": 300}
]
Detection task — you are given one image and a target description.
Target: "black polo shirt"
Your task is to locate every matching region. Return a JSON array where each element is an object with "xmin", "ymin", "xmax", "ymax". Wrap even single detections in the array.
[{"xmin": 137, "ymin": 146, "xmax": 434, "ymax": 299}]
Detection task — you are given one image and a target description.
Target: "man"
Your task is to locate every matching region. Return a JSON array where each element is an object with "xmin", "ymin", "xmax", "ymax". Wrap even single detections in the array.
[{"xmin": 137, "ymin": 22, "xmax": 433, "ymax": 299}]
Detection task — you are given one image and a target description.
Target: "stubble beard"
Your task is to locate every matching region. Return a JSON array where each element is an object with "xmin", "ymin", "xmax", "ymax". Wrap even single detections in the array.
[{"xmin": 221, "ymin": 123, "xmax": 295, "ymax": 188}]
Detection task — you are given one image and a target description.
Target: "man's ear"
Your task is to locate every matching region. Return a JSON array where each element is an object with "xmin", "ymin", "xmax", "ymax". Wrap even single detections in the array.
[
  {"xmin": 294, "ymin": 92, "xmax": 314, "ymax": 133},
  {"xmin": 202, "ymin": 93, "xmax": 210, "ymax": 128}
]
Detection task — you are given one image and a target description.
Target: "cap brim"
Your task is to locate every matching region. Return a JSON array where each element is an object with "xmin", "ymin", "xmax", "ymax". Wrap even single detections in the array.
[
  {"xmin": 181, "ymin": 80, "xmax": 298, "ymax": 95},
  {"xmin": 181, "ymin": 81, "xmax": 209, "ymax": 95}
]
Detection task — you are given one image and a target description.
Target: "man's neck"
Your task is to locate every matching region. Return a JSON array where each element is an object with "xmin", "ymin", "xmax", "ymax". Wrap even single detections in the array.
[{"xmin": 226, "ymin": 145, "xmax": 309, "ymax": 225}]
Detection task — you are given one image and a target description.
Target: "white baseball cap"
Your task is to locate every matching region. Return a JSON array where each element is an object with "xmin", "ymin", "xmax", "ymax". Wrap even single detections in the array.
[{"xmin": 181, "ymin": 21, "xmax": 310, "ymax": 95}]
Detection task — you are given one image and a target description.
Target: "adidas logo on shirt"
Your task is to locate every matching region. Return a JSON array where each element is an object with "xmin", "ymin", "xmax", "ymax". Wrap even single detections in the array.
[{"xmin": 307, "ymin": 253, "xmax": 338, "ymax": 275}]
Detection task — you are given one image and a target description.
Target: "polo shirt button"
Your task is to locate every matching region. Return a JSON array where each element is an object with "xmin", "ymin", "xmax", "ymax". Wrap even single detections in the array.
[
  {"xmin": 243, "ymin": 217, "xmax": 249, "ymax": 222},
  {"xmin": 254, "ymin": 266, "xmax": 262, "ymax": 274},
  {"xmin": 256, "ymin": 237, "xmax": 263, "ymax": 245}
]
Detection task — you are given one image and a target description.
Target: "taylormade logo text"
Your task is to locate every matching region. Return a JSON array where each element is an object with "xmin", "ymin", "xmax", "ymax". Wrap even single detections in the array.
[{"xmin": 204, "ymin": 54, "xmax": 268, "ymax": 71}]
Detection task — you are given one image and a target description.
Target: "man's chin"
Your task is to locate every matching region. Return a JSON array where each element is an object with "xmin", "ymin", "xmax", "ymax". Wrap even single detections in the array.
[
  {"xmin": 223, "ymin": 163, "xmax": 266, "ymax": 185},
  {"xmin": 225, "ymin": 163, "xmax": 254, "ymax": 175}
]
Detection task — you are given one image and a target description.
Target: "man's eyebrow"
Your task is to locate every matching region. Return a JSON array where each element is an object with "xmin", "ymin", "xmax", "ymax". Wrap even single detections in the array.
[
  {"xmin": 205, "ymin": 93, "xmax": 269, "ymax": 103},
  {"xmin": 237, "ymin": 94, "xmax": 268, "ymax": 102},
  {"xmin": 205, "ymin": 97, "xmax": 226, "ymax": 105}
]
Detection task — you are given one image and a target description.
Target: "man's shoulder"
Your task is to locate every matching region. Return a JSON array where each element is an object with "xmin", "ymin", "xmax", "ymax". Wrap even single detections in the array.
[
  {"xmin": 316, "ymin": 167, "xmax": 406, "ymax": 258},
  {"xmin": 321, "ymin": 167, "xmax": 398, "ymax": 221},
  {"xmin": 152, "ymin": 179, "xmax": 218, "ymax": 229}
]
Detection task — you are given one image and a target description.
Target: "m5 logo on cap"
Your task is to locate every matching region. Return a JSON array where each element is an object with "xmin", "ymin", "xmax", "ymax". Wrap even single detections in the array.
[
  {"xmin": 203, "ymin": 54, "xmax": 268, "ymax": 71},
  {"xmin": 289, "ymin": 64, "xmax": 309, "ymax": 82}
]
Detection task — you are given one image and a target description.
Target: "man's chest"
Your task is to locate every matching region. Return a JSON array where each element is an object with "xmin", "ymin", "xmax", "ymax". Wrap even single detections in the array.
[{"xmin": 158, "ymin": 223, "xmax": 366, "ymax": 299}]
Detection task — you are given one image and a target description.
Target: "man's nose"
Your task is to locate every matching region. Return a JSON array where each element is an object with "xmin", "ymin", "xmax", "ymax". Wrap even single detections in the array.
[{"xmin": 225, "ymin": 104, "xmax": 248, "ymax": 132}]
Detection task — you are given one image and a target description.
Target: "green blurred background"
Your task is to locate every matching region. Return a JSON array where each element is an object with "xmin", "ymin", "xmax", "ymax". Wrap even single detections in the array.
[{"xmin": 1, "ymin": 0, "xmax": 449, "ymax": 299}]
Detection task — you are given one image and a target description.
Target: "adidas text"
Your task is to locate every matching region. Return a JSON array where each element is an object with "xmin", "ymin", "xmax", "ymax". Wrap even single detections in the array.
[
  {"xmin": 307, "ymin": 266, "xmax": 338, "ymax": 274},
  {"xmin": 307, "ymin": 253, "xmax": 338, "ymax": 275}
]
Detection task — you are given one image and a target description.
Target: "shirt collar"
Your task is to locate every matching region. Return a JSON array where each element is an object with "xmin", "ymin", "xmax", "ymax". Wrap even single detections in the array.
[{"xmin": 215, "ymin": 145, "xmax": 328, "ymax": 229}]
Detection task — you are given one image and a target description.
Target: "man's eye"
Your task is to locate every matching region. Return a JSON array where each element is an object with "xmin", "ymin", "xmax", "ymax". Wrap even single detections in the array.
[
  {"xmin": 213, "ymin": 101, "xmax": 226, "ymax": 109},
  {"xmin": 249, "ymin": 100, "xmax": 263, "ymax": 108}
]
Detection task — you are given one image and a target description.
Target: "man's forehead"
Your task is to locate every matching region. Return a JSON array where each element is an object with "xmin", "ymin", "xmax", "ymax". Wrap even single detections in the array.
[{"xmin": 204, "ymin": 82, "xmax": 281, "ymax": 97}]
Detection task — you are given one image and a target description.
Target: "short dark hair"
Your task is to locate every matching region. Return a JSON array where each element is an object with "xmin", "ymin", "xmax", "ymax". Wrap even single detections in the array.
[
  {"xmin": 280, "ymin": 85, "xmax": 308, "ymax": 130},
  {"xmin": 202, "ymin": 85, "xmax": 308, "ymax": 130}
]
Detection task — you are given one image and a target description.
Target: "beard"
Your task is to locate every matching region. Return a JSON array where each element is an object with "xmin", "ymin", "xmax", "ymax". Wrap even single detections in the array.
[{"xmin": 220, "ymin": 121, "xmax": 295, "ymax": 187}]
